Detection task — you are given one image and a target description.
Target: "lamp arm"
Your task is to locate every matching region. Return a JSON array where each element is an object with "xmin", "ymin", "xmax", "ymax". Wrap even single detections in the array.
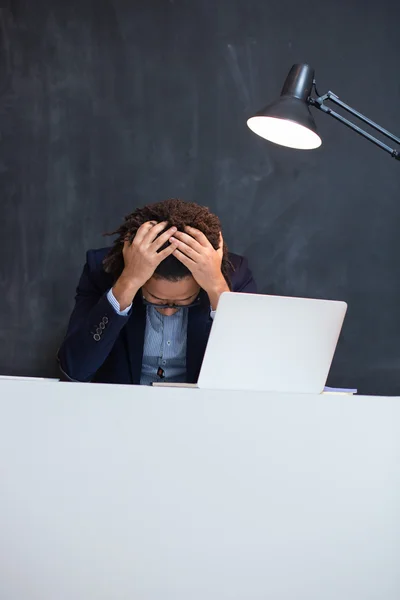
[{"xmin": 309, "ymin": 91, "xmax": 400, "ymax": 161}]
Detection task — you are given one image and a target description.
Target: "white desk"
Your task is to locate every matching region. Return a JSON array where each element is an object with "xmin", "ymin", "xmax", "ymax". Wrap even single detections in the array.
[{"xmin": 0, "ymin": 379, "xmax": 399, "ymax": 600}]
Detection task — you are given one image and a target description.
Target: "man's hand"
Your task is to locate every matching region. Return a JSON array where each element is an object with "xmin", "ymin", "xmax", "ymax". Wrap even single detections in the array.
[
  {"xmin": 113, "ymin": 221, "xmax": 178, "ymax": 310},
  {"xmin": 170, "ymin": 227, "xmax": 229, "ymax": 310}
]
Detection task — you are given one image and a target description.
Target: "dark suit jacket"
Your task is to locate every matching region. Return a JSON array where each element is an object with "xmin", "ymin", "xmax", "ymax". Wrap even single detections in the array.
[{"xmin": 58, "ymin": 248, "xmax": 257, "ymax": 384}]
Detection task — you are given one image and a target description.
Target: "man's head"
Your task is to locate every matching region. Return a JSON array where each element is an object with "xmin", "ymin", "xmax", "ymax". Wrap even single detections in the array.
[
  {"xmin": 142, "ymin": 273, "xmax": 201, "ymax": 316},
  {"xmin": 103, "ymin": 198, "xmax": 230, "ymax": 314}
]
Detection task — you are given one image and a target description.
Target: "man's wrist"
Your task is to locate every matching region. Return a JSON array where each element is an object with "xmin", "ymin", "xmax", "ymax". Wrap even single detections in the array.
[
  {"xmin": 112, "ymin": 273, "xmax": 141, "ymax": 311},
  {"xmin": 205, "ymin": 276, "xmax": 230, "ymax": 311}
]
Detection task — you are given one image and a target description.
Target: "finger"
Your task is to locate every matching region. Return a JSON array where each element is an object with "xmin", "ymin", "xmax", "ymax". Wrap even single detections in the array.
[
  {"xmin": 184, "ymin": 226, "xmax": 212, "ymax": 248},
  {"xmin": 170, "ymin": 237, "xmax": 200, "ymax": 261},
  {"xmin": 171, "ymin": 231, "xmax": 202, "ymax": 254},
  {"xmin": 217, "ymin": 232, "xmax": 224, "ymax": 254},
  {"xmin": 134, "ymin": 221, "xmax": 159, "ymax": 244},
  {"xmin": 156, "ymin": 239, "xmax": 179, "ymax": 262},
  {"xmin": 152, "ymin": 226, "xmax": 177, "ymax": 251},
  {"xmin": 173, "ymin": 248, "xmax": 195, "ymax": 266},
  {"xmin": 143, "ymin": 220, "xmax": 169, "ymax": 244}
]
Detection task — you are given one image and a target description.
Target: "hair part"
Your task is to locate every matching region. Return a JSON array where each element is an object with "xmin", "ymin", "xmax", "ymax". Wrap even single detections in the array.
[{"xmin": 103, "ymin": 198, "xmax": 232, "ymax": 286}]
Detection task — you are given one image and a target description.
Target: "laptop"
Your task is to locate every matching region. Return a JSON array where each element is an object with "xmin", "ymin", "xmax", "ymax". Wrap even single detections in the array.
[{"xmin": 153, "ymin": 292, "xmax": 347, "ymax": 394}]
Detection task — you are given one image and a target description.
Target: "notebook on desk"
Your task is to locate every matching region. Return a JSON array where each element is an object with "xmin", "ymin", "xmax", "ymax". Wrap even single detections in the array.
[
  {"xmin": 152, "ymin": 292, "xmax": 348, "ymax": 394},
  {"xmin": 0, "ymin": 376, "xmax": 59, "ymax": 382}
]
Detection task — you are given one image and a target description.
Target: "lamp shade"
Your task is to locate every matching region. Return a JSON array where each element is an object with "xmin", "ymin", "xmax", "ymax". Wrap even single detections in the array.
[{"xmin": 247, "ymin": 64, "xmax": 322, "ymax": 150}]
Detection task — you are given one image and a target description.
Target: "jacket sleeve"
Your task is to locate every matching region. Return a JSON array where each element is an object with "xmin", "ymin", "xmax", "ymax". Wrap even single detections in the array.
[
  {"xmin": 232, "ymin": 256, "xmax": 257, "ymax": 294},
  {"xmin": 57, "ymin": 255, "xmax": 130, "ymax": 382}
]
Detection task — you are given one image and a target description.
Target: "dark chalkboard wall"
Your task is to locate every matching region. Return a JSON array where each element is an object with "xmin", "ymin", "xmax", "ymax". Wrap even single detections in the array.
[{"xmin": 0, "ymin": 0, "xmax": 399, "ymax": 394}]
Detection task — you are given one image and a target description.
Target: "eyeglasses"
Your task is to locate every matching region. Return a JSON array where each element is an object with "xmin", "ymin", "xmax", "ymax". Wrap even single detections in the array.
[{"xmin": 141, "ymin": 296, "xmax": 201, "ymax": 310}]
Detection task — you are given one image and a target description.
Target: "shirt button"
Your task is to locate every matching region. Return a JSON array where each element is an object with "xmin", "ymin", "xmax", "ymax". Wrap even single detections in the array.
[
  {"xmin": 162, "ymin": 360, "xmax": 166, "ymax": 365},
  {"xmin": 167, "ymin": 341, "xmax": 171, "ymax": 346}
]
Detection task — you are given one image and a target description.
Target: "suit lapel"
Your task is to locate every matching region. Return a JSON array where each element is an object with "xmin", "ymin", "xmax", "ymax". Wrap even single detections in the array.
[
  {"xmin": 124, "ymin": 292, "xmax": 146, "ymax": 384},
  {"xmin": 186, "ymin": 291, "xmax": 213, "ymax": 383}
]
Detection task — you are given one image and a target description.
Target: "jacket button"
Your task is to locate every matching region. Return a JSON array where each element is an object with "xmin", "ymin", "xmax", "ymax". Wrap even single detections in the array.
[
  {"xmin": 100, "ymin": 322, "xmax": 105, "ymax": 329},
  {"xmin": 93, "ymin": 333, "xmax": 101, "ymax": 342},
  {"xmin": 96, "ymin": 327, "xmax": 102, "ymax": 335},
  {"xmin": 102, "ymin": 316, "xmax": 109, "ymax": 325}
]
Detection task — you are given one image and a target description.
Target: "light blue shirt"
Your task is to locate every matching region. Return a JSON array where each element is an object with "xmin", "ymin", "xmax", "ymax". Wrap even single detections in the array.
[
  {"xmin": 107, "ymin": 289, "xmax": 215, "ymax": 385},
  {"xmin": 140, "ymin": 306, "xmax": 188, "ymax": 385}
]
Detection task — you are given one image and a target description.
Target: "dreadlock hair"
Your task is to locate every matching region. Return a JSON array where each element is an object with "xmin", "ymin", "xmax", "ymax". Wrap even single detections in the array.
[{"xmin": 103, "ymin": 198, "xmax": 232, "ymax": 287}]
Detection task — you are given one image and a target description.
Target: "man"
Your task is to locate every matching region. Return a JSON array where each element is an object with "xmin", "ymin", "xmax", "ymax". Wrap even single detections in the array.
[{"xmin": 58, "ymin": 198, "xmax": 256, "ymax": 384}]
